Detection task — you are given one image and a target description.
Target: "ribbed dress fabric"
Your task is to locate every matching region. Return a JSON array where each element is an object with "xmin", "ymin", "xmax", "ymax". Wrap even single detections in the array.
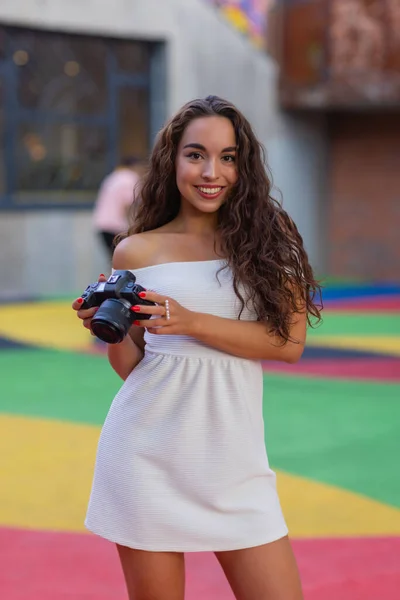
[{"xmin": 85, "ymin": 260, "xmax": 288, "ymax": 551}]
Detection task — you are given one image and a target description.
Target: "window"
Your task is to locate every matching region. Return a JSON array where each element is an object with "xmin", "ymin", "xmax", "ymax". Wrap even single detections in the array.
[
  {"xmin": 16, "ymin": 123, "xmax": 108, "ymax": 195},
  {"xmin": 114, "ymin": 40, "xmax": 150, "ymax": 74},
  {"xmin": 13, "ymin": 32, "xmax": 108, "ymax": 115},
  {"xmin": 0, "ymin": 29, "xmax": 5, "ymax": 59},
  {"xmin": 118, "ymin": 87, "xmax": 150, "ymax": 160},
  {"xmin": 0, "ymin": 77, "xmax": 5, "ymax": 195},
  {"xmin": 0, "ymin": 26, "xmax": 163, "ymax": 209}
]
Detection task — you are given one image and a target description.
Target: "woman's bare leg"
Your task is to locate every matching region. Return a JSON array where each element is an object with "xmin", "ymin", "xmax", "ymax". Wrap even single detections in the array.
[
  {"xmin": 215, "ymin": 536, "xmax": 303, "ymax": 600},
  {"xmin": 116, "ymin": 545, "xmax": 185, "ymax": 600}
]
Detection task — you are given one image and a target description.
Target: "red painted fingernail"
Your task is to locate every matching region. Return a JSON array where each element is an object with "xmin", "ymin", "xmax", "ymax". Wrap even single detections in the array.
[
  {"xmin": 77, "ymin": 298, "xmax": 84, "ymax": 304},
  {"xmin": 138, "ymin": 292, "xmax": 146, "ymax": 298},
  {"xmin": 130, "ymin": 306, "xmax": 140, "ymax": 312},
  {"xmin": 134, "ymin": 320, "xmax": 140, "ymax": 326}
]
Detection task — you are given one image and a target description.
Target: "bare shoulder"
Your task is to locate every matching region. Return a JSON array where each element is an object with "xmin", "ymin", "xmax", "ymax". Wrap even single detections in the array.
[{"xmin": 112, "ymin": 232, "xmax": 161, "ymax": 270}]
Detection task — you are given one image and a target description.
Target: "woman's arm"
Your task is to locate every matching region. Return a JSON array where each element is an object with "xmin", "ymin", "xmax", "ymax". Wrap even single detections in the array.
[
  {"xmin": 71, "ymin": 238, "xmax": 147, "ymax": 381},
  {"xmin": 71, "ymin": 297, "xmax": 145, "ymax": 380},
  {"xmin": 111, "ymin": 236, "xmax": 306, "ymax": 364},
  {"xmin": 135, "ymin": 290, "xmax": 307, "ymax": 363},
  {"xmin": 190, "ymin": 311, "xmax": 306, "ymax": 363},
  {"xmin": 107, "ymin": 333, "xmax": 144, "ymax": 380},
  {"xmin": 106, "ymin": 239, "xmax": 149, "ymax": 379}
]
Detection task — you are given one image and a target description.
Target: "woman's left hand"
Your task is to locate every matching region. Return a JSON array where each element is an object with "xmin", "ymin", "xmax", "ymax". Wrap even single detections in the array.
[{"xmin": 131, "ymin": 291, "xmax": 197, "ymax": 336}]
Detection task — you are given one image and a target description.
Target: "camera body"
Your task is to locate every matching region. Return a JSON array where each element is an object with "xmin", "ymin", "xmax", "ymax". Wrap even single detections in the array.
[{"xmin": 81, "ymin": 270, "xmax": 156, "ymax": 344}]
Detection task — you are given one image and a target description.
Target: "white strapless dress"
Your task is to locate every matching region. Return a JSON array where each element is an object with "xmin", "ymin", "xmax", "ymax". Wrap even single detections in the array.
[{"xmin": 85, "ymin": 260, "xmax": 288, "ymax": 551}]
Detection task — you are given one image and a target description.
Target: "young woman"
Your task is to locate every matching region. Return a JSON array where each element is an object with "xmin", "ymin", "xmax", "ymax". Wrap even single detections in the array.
[{"xmin": 73, "ymin": 95, "xmax": 321, "ymax": 600}]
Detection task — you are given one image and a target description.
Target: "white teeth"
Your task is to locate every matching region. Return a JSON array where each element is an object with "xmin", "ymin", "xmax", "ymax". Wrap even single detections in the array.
[{"xmin": 197, "ymin": 187, "xmax": 222, "ymax": 195}]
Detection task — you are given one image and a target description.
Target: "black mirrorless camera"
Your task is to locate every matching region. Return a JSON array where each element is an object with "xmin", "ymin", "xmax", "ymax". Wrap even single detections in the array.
[{"xmin": 80, "ymin": 270, "xmax": 156, "ymax": 344}]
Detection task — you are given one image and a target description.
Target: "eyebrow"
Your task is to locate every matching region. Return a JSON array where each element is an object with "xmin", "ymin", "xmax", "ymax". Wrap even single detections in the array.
[{"xmin": 183, "ymin": 143, "xmax": 237, "ymax": 153}]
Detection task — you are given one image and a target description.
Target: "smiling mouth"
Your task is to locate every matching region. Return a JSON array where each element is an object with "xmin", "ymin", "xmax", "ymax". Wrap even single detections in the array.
[{"xmin": 195, "ymin": 186, "xmax": 225, "ymax": 198}]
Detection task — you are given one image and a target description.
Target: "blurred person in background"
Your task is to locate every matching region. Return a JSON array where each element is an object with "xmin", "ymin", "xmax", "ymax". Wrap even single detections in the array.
[
  {"xmin": 73, "ymin": 95, "xmax": 322, "ymax": 600},
  {"xmin": 93, "ymin": 156, "xmax": 143, "ymax": 258}
]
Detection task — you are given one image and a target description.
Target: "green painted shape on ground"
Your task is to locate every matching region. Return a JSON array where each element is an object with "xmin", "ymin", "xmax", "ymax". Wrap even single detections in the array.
[
  {"xmin": 0, "ymin": 349, "xmax": 118, "ymax": 425},
  {"xmin": 263, "ymin": 373, "xmax": 400, "ymax": 509},
  {"xmin": 1, "ymin": 348, "xmax": 399, "ymax": 508},
  {"xmin": 309, "ymin": 313, "xmax": 400, "ymax": 337},
  {"xmin": 320, "ymin": 278, "xmax": 368, "ymax": 286}
]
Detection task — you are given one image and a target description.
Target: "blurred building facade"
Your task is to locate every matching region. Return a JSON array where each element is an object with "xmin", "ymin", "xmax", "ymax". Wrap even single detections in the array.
[
  {"xmin": 0, "ymin": 0, "xmax": 326, "ymax": 298},
  {"xmin": 268, "ymin": 0, "xmax": 400, "ymax": 281},
  {"xmin": 1, "ymin": 0, "xmax": 397, "ymax": 297}
]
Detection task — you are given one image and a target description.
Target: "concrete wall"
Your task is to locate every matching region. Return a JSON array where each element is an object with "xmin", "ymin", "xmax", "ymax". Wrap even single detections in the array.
[{"xmin": 0, "ymin": 0, "xmax": 327, "ymax": 298}]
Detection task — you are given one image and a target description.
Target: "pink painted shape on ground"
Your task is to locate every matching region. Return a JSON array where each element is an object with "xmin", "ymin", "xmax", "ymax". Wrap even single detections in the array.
[
  {"xmin": 263, "ymin": 358, "xmax": 400, "ymax": 382},
  {"xmin": 325, "ymin": 296, "xmax": 400, "ymax": 312},
  {"xmin": 1, "ymin": 528, "xmax": 400, "ymax": 600},
  {"xmin": 0, "ymin": 527, "xmax": 233, "ymax": 600},
  {"xmin": 294, "ymin": 537, "xmax": 400, "ymax": 600}
]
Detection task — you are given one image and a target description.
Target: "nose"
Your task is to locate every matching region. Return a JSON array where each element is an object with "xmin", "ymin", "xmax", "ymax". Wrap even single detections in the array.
[{"xmin": 202, "ymin": 158, "xmax": 219, "ymax": 181}]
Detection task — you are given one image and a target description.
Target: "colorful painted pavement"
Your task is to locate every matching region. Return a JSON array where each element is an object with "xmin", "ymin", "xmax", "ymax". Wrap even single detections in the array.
[{"xmin": 0, "ymin": 284, "xmax": 399, "ymax": 599}]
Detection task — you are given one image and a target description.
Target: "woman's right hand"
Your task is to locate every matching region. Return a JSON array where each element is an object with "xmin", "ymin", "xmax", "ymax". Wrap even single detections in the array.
[{"xmin": 72, "ymin": 274, "xmax": 107, "ymax": 334}]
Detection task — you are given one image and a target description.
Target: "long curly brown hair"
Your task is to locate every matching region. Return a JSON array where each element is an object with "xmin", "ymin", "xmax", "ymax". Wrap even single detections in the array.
[{"xmin": 119, "ymin": 95, "xmax": 322, "ymax": 341}]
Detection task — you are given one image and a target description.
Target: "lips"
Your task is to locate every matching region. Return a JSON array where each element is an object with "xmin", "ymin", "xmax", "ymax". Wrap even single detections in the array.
[{"xmin": 195, "ymin": 186, "xmax": 225, "ymax": 199}]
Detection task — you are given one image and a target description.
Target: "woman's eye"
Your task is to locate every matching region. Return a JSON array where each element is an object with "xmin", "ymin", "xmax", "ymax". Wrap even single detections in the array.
[
  {"xmin": 222, "ymin": 155, "xmax": 236, "ymax": 163},
  {"xmin": 188, "ymin": 152, "xmax": 202, "ymax": 160}
]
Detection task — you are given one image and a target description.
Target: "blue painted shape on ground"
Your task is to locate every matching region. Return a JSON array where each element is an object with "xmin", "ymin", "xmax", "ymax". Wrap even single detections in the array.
[
  {"xmin": 301, "ymin": 346, "xmax": 387, "ymax": 360},
  {"xmin": 321, "ymin": 285, "xmax": 400, "ymax": 302},
  {"xmin": 0, "ymin": 337, "xmax": 37, "ymax": 351}
]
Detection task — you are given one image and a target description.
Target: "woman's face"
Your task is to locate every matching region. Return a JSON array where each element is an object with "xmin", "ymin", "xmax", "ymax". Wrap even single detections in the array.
[{"xmin": 175, "ymin": 116, "xmax": 238, "ymax": 214}]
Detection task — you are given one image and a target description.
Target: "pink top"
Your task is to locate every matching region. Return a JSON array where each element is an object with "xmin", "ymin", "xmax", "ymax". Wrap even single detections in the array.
[{"xmin": 93, "ymin": 168, "xmax": 141, "ymax": 234}]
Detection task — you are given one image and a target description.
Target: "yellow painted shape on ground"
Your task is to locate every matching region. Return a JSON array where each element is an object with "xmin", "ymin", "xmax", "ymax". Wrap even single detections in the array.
[
  {"xmin": 278, "ymin": 471, "xmax": 400, "ymax": 537},
  {"xmin": 0, "ymin": 415, "xmax": 99, "ymax": 532},
  {"xmin": 0, "ymin": 415, "xmax": 98, "ymax": 532},
  {"xmin": 1, "ymin": 414, "xmax": 400, "ymax": 537},
  {"xmin": 307, "ymin": 335, "xmax": 400, "ymax": 357},
  {"xmin": 1, "ymin": 300, "xmax": 399, "ymax": 358},
  {"xmin": 0, "ymin": 302, "xmax": 91, "ymax": 351}
]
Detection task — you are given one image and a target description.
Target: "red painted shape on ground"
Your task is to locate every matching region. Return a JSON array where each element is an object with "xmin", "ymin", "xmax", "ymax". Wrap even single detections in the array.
[
  {"xmin": 263, "ymin": 358, "xmax": 400, "ymax": 382},
  {"xmin": 1, "ymin": 528, "xmax": 400, "ymax": 600},
  {"xmin": 326, "ymin": 296, "xmax": 400, "ymax": 312},
  {"xmin": 0, "ymin": 527, "xmax": 233, "ymax": 600},
  {"xmin": 293, "ymin": 537, "xmax": 400, "ymax": 600}
]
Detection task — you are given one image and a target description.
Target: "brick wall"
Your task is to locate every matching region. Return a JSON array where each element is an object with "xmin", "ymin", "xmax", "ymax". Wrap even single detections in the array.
[{"xmin": 327, "ymin": 113, "xmax": 400, "ymax": 281}]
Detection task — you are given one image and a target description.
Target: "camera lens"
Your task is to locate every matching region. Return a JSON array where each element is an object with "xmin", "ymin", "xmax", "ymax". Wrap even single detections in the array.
[
  {"xmin": 90, "ymin": 298, "xmax": 133, "ymax": 344},
  {"xmin": 91, "ymin": 321, "xmax": 124, "ymax": 344}
]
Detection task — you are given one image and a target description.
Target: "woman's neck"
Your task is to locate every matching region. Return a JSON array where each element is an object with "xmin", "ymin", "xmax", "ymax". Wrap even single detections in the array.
[{"xmin": 171, "ymin": 210, "xmax": 218, "ymax": 236}]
